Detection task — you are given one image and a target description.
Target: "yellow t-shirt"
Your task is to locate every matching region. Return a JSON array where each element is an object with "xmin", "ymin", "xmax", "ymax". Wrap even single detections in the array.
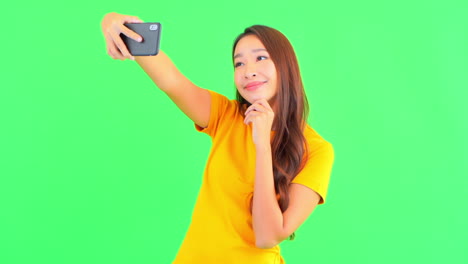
[{"xmin": 172, "ymin": 90, "xmax": 334, "ymax": 264}]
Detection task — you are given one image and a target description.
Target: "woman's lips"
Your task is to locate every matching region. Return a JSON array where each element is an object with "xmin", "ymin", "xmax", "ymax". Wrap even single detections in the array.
[{"xmin": 245, "ymin": 81, "xmax": 266, "ymax": 91}]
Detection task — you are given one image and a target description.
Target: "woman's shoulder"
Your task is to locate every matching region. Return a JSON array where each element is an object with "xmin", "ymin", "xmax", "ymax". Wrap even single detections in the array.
[
  {"xmin": 208, "ymin": 89, "xmax": 240, "ymax": 107},
  {"xmin": 303, "ymin": 124, "xmax": 334, "ymax": 153},
  {"xmin": 207, "ymin": 89, "xmax": 243, "ymax": 116},
  {"xmin": 195, "ymin": 90, "xmax": 242, "ymax": 136}
]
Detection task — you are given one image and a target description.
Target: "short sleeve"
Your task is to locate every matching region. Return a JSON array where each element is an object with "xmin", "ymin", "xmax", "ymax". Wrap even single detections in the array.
[
  {"xmin": 194, "ymin": 90, "xmax": 230, "ymax": 138},
  {"xmin": 291, "ymin": 141, "xmax": 335, "ymax": 204}
]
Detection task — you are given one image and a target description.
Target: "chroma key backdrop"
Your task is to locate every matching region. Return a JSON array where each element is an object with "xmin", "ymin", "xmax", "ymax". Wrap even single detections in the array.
[{"xmin": 1, "ymin": 0, "xmax": 467, "ymax": 263}]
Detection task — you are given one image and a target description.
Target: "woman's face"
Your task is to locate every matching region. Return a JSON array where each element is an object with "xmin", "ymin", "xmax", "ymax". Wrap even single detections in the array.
[{"xmin": 233, "ymin": 35, "xmax": 278, "ymax": 107}]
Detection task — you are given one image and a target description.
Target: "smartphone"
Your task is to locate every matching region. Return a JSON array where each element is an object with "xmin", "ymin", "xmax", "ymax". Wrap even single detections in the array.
[{"xmin": 120, "ymin": 23, "xmax": 161, "ymax": 56}]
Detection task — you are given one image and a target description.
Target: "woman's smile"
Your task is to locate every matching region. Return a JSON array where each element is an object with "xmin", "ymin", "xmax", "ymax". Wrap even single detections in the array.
[{"xmin": 245, "ymin": 81, "xmax": 267, "ymax": 91}]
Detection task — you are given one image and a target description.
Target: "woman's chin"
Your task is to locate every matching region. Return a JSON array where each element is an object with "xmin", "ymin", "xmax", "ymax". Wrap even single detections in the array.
[
  {"xmin": 239, "ymin": 91, "xmax": 272, "ymax": 105},
  {"xmin": 246, "ymin": 95, "xmax": 264, "ymax": 104}
]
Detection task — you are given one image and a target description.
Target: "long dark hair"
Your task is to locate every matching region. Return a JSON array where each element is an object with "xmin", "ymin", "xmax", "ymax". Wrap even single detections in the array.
[{"xmin": 232, "ymin": 25, "xmax": 309, "ymax": 241}]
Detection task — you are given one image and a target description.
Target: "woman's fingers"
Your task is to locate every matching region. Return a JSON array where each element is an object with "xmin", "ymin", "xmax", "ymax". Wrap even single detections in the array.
[
  {"xmin": 255, "ymin": 98, "xmax": 274, "ymax": 112},
  {"xmin": 120, "ymin": 24, "xmax": 143, "ymax": 43},
  {"xmin": 118, "ymin": 15, "xmax": 144, "ymax": 42},
  {"xmin": 124, "ymin": 15, "xmax": 143, "ymax": 23},
  {"xmin": 102, "ymin": 13, "xmax": 144, "ymax": 60},
  {"xmin": 110, "ymin": 31, "xmax": 133, "ymax": 60},
  {"xmin": 245, "ymin": 102, "xmax": 268, "ymax": 116},
  {"xmin": 244, "ymin": 99, "xmax": 275, "ymax": 128},
  {"xmin": 104, "ymin": 34, "xmax": 124, "ymax": 60},
  {"xmin": 244, "ymin": 111, "xmax": 261, "ymax": 125}
]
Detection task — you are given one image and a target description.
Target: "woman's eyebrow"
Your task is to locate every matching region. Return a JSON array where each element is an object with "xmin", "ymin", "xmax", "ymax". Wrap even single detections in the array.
[{"xmin": 234, "ymin": 48, "xmax": 267, "ymax": 59}]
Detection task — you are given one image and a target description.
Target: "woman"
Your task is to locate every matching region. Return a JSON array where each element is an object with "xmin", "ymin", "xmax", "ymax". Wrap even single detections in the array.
[{"xmin": 101, "ymin": 12, "xmax": 334, "ymax": 264}]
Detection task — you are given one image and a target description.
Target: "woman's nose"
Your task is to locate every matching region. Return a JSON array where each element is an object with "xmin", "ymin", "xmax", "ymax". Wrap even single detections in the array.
[
  {"xmin": 245, "ymin": 72, "xmax": 257, "ymax": 78},
  {"xmin": 244, "ymin": 64, "xmax": 257, "ymax": 79}
]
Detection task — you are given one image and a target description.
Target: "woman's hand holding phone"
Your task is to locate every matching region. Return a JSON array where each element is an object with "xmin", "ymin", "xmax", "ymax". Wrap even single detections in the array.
[{"xmin": 101, "ymin": 12, "xmax": 143, "ymax": 61}]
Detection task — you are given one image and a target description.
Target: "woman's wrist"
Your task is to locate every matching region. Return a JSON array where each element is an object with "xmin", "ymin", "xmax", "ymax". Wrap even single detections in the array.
[{"xmin": 255, "ymin": 142, "xmax": 271, "ymax": 154}]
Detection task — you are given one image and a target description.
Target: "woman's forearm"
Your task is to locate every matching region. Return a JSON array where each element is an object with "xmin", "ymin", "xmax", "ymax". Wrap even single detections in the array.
[
  {"xmin": 252, "ymin": 144, "xmax": 284, "ymax": 249},
  {"xmin": 135, "ymin": 50, "xmax": 192, "ymax": 93}
]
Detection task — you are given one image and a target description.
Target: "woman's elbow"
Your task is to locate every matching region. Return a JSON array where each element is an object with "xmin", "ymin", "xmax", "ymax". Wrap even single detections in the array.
[{"xmin": 255, "ymin": 239, "xmax": 279, "ymax": 249}]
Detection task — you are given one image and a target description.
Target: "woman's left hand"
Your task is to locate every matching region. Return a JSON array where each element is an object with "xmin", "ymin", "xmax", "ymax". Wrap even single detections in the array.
[{"xmin": 244, "ymin": 99, "xmax": 275, "ymax": 147}]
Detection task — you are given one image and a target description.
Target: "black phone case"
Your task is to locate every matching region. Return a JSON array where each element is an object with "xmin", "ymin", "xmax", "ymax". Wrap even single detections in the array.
[{"xmin": 121, "ymin": 23, "xmax": 161, "ymax": 56}]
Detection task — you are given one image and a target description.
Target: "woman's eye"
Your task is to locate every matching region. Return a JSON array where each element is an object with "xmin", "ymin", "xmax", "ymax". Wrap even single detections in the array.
[
  {"xmin": 234, "ymin": 62, "xmax": 243, "ymax": 68},
  {"xmin": 257, "ymin": 56, "xmax": 267, "ymax": 61}
]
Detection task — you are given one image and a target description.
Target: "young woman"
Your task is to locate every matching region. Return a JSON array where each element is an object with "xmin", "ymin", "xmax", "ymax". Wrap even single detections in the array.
[{"xmin": 101, "ymin": 12, "xmax": 335, "ymax": 264}]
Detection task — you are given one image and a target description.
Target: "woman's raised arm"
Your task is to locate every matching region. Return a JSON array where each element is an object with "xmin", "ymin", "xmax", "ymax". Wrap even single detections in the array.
[{"xmin": 101, "ymin": 12, "xmax": 211, "ymax": 128}]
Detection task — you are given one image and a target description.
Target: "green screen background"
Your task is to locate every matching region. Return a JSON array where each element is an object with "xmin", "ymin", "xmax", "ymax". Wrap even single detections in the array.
[{"xmin": 2, "ymin": 0, "xmax": 467, "ymax": 263}]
